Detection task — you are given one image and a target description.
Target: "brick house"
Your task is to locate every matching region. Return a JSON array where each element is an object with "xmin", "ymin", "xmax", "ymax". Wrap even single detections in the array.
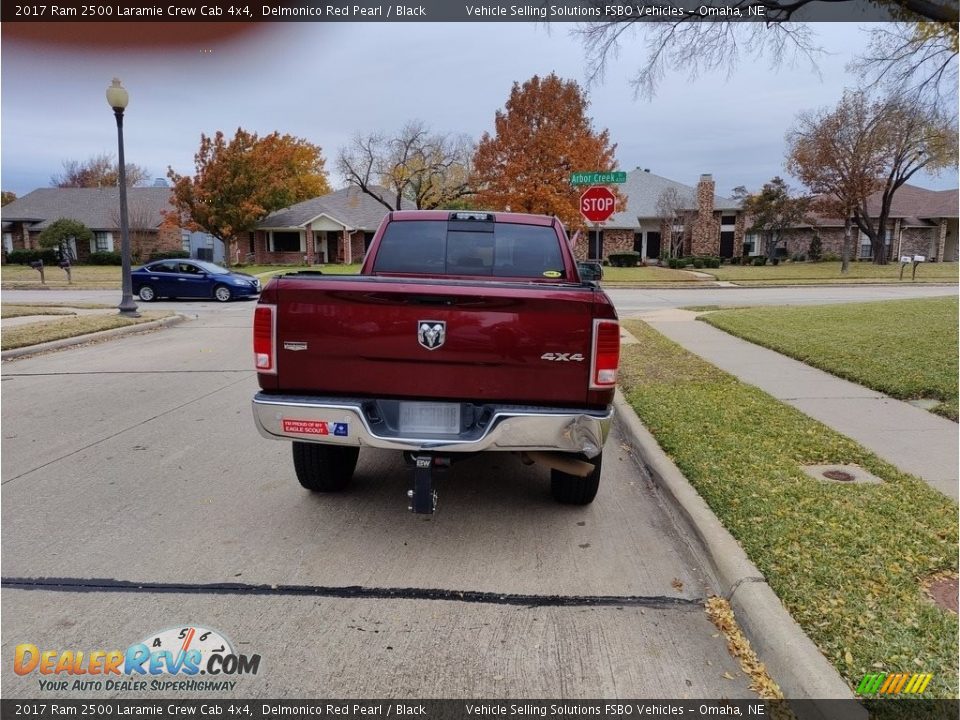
[
  {"xmin": 1, "ymin": 187, "xmax": 183, "ymax": 263},
  {"xmin": 577, "ymin": 169, "xmax": 745, "ymax": 261},
  {"xmin": 252, "ymin": 186, "xmax": 413, "ymax": 265},
  {"xmin": 772, "ymin": 184, "xmax": 959, "ymax": 262}
]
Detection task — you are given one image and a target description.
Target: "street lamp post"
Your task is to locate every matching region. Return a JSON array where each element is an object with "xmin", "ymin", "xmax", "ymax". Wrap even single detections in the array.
[{"xmin": 106, "ymin": 78, "xmax": 139, "ymax": 317}]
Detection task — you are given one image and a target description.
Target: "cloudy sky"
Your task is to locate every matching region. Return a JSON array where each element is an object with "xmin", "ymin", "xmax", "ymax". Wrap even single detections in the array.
[{"xmin": 2, "ymin": 21, "xmax": 957, "ymax": 199}]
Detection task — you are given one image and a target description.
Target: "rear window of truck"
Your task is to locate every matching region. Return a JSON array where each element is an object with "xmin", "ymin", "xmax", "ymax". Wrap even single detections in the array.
[{"xmin": 372, "ymin": 220, "xmax": 566, "ymax": 278}]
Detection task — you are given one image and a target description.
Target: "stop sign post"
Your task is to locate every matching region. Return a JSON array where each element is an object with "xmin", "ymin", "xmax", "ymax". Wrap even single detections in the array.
[
  {"xmin": 580, "ymin": 186, "xmax": 616, "ymax": 223},
  {"xmin": 580, "ymin": 186, "xmax": 616, "ymax": 260}
]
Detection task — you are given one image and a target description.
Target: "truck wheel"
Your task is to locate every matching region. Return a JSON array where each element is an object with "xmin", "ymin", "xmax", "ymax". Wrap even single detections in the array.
[
  {"xmin": 292, "ymin": 442, "xmax": 359, "ymax": 492},
  {"xmin": 550, "ymin": 453, "xmax": 602, "ymax": 505}
]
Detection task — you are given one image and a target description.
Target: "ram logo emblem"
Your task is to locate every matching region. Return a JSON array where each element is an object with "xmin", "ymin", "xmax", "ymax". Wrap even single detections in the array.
[{"xmin": 418, "ymin": 320, "xmax": 446, "ymax": 350}]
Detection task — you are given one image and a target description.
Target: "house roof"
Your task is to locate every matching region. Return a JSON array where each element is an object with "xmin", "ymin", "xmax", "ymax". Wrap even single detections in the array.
[
  {"xmin": 809, "ymin": 184, "xmax": 958, "ymax": 227},
  {"xmin": 0, "ymin": 187, "xmax": 173, "ymax": 231},
  {"xmin": 258, "ymin": 186, "xmax": 415, "ymax": 231},
  {"xmin": 605, "ymin": 169, "xmax": 740, "ymax": 228}
]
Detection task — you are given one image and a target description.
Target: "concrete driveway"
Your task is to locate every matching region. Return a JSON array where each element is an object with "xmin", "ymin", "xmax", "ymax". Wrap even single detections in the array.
[{"xmin": 1, "ymin": 299, "xmax": 753, "ymax": 700}]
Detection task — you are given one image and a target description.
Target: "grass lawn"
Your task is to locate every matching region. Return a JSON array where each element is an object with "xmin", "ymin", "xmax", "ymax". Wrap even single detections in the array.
[
  {"xmin": 619, "ymin": 320, "xmax": 958, "ymax": 698},
  {"xmin": 702, "ymin": 261, "xmax": 959, "ymax": 283},
  {"xmin": 1, "ymin": 305, "xmax": 77, "ymax": 319},
  {"xmin": 601, "ymin": 266, "xmax": 699, "ymax": 282},
  {"xmin": 247, "ymin": 263, "xmax": 362, "ymax": 277},
  {"xmin": 1, "ymin": 312, "xmax": 172, "ymax": 350},
  {"xmin": 1, "ymin": 264, "xmax": 120, "ymax": 288},
  {"xmin": 701, "ymin": 297, "xmax": 959, "ymax": 421}
]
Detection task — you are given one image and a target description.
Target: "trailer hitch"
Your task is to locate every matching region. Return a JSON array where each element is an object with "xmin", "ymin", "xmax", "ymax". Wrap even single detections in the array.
[{"xmin": 407, "ymin": 454, "xmax": 449, "ymax": 514}]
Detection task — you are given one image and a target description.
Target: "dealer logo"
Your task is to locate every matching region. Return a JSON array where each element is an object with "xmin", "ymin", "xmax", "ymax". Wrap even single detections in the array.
[{"xmin": 14, "ymin": 625, "xmax": 261, "ymax": 692}]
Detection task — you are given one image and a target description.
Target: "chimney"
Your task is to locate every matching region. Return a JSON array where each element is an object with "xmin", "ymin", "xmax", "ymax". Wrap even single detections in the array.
[{"xmin": 697, "ymin": 174, "xmax": 715, "ymax": 217}]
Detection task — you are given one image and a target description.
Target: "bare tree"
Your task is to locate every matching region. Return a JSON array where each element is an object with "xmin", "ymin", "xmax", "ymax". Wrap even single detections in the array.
[
  {"xmin": 575, "ymin": 3, "xmax": 956, "ymax": 100},
  {"xmin": 654, "ymin": 187, "xmax": 690, "ymax": 259},
  {"xmin": 851, "ymin": 23, "xmax": 958, "ymax": 112},
  {"xmin": 338, "ymin": 121, "xmax": 474, "ymax": 211},
  {"xmin": 787, "ymin": 91, "xmax": 958, "ymax": 265},
  {"xmin": 52, "ymin": 152, "xmax": 149, "ymax": 188},
  {"xmin": 110, "ymin": 199, "xmax": 161, "ymax": 263},
  {"xmin": 577, "ymin": 19, "xmax": 821, "ymax": 100}
]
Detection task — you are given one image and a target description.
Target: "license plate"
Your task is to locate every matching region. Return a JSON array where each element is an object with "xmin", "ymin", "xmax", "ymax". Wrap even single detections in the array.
[{"xmin": 399, "ymin": 402, "xmax": 460, "ymax": 434}]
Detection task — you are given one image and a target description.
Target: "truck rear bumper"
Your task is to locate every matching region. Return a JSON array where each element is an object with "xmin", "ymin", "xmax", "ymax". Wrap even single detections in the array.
[{"xmin": 252, "ymin": 393, "xmax": 613, "ymax": 458}]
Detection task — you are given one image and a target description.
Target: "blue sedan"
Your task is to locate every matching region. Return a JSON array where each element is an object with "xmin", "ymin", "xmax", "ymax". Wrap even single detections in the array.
[{"xmin": 132, "ymin": 259, "xmax": 261, "ymax": 302}]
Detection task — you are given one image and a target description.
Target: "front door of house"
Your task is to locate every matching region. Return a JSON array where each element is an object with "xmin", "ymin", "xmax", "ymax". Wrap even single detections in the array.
[
  {"xmin": 646, "ymin": 232, "xmax": 661, "ymax": 259},
  {"xmin": 720, "ymin": 231, "xmax": 734, "ymax": 258}
]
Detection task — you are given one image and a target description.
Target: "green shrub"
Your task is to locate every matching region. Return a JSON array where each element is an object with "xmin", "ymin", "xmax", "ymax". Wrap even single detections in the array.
[
  {"xmin": 149, "ymin": 250, "xmax": 190, "ymax": 261},
  {"xmin": 607, "ymin": 251, "xmax": 641, "ymax": 268},
  {"xmin": 730, "ymin": 256, "xmax": 741, "ymax": 265},
  {"xmin": 752, "ymin": 256, "xmax": 767, "ymax": 266},
  {"xmin": 6, "ymin": 249, "xmax": 59, "ymax": 265},
  {"xmin": 822, "ymin": 252, "xmax": 841, "ymax": 262},
  {"xmin": 692, "ymin": 258, "xmax": 705, "ymax": 269},
  {"xmin": 705, "ymin": 257, "xmax": 721, "ymax": 268},
  {"xmin": 791, "ymin": 253, "xmax": 807, "ymax": 262},
  {"xmin": 668, "ymin": 258, "xmax": 679, "ymax": 269},
  {"xmin": 87, "ymin": 251, "xmax": 123, "ymax": 265},
  {"xmin": 771, "ymin": 258, "xmax": 780, "ymax": 266},
  {"xmin": 808, "ymin": 235, "xmax": 823, "ymax": 262}
]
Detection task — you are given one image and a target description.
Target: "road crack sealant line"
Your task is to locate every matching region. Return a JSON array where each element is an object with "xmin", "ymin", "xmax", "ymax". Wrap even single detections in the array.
[
  {"xmin": 0, "ymin": 373, "xmax": 254, "ymax": 486},
  {"xmin": 1, "ymin": 577, "xmax": 706, "ymax": 609}
]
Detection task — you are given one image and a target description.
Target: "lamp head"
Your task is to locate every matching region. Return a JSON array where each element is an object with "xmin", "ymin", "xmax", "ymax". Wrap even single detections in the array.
[{"xmin": 106, "ymin": 78, "xmax": 128, "ymax": 110}]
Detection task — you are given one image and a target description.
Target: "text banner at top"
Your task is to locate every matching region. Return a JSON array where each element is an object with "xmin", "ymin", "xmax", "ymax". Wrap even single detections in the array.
[{"xmin": 2, "ymin": 0, "xmax": 898, "ymax": 22}]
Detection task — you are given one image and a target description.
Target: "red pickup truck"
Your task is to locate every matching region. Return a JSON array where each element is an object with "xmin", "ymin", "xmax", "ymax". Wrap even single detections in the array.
[{"xmin": 252, "ymin": 210, "xmax": 619, "ymax": 513}]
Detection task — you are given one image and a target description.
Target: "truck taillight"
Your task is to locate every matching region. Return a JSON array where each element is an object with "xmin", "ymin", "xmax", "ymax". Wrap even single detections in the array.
[
  {"xmin": 590, "ymin": 319, "xmax": 620, "ymax": 388},
  {"xmin": 253, "ymin": 304, "xmax": 276, "ymax": 374}
]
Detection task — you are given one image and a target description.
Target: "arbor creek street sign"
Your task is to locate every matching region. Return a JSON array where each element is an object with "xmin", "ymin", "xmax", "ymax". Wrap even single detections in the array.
[
  {"xmin": 570, "ymin": 171, "xmax": 626, "ymax": 185},
  {"xmin": 580, "ymin": 186, "xmax": 617, "ymax": 223}
]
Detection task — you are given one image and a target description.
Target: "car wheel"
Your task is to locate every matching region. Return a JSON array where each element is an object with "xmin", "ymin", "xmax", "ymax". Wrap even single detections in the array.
[
  {"xmin": 213, "ymin": 284, "xmax": 232, "ymax": 302},
  {"xmin": 550, "ymin": 452, "xmax": 602, "ymax": 505},
  {"xmin": 292, "ymin": 442, "xmax": 359, "ymax": 492},
  {"xmin": 138, "ymin": 285, "xmax": 156, "ymax": 302}
]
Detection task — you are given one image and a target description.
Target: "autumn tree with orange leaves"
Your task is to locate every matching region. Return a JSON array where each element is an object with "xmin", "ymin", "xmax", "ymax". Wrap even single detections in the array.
[
  {"xmin": 473, "ymin": 73, "xmax": 622, "ymax": 231},
  {"xmin": 167, "ymin": 129, "xmax": 330, "ymax": 265}
]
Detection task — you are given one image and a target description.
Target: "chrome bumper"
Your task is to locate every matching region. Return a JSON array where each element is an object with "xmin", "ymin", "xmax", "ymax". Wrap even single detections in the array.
[{"xmin": 252, "ymin": 393, "xmax": 613, "ymax": 458}]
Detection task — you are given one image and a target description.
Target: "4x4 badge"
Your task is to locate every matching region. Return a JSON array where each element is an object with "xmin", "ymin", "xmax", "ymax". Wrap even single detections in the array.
[{"xmin": 418, "ymin": 320, "xmax": 446, "ymax": 350}]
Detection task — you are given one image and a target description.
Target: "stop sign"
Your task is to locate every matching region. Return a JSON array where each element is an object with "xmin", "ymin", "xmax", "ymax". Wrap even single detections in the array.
[{"xmin": 580, "ymin": 186, "xmax": 617, "ymax": 223}]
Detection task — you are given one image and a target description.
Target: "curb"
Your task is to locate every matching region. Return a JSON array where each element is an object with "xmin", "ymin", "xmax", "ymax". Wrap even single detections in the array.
[
  {"xmin": 1, "ymin": 314, "xmax": 189, "ymax": 360},
  {"xmin": 613, "ymin": 390, "xmax": 866, "ymax": 720}
]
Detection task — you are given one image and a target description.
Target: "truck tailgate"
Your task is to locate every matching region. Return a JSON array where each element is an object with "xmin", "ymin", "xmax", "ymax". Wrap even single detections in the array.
[{"xmin": 273, "ymin": 276, "xmax": 600, "ymax": 407}]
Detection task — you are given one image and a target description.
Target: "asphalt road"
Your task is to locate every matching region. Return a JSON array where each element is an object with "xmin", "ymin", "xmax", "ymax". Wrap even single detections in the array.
[
  {"xmin": 4, "ymin": 282, "xmax": 956, "ymax": 318},
  {"xmin": 2, "ymin": 297, "xmax": 757, "ymax": 700}
]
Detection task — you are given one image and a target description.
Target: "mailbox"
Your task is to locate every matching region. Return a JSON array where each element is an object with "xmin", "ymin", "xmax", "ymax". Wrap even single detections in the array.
[
  {"xmin": 900, "ymin": 256, "xmax": 912, "ymax": 263},
  {"xmin": 913, "ymin": 255, "xmax": 925, "ymax": 262},
  {"xmin": 29, "ymin": 260, "xmax": 43, "ymax": 270}
]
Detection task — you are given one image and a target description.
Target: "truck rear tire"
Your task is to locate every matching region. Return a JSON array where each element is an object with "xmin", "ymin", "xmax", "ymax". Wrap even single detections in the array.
[
  {"xmin": 292, "ymin": 442, "xmax": 359, "ymax": 492},
  {"xmin": 550, "ymin": 453, "xmax": 602, "ymax": 505}
]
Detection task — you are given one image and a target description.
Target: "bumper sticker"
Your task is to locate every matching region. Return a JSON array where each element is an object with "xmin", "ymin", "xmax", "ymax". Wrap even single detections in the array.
[{"xmin": 282, "ymin": 419, "xmax": 349, "ymax": 437}]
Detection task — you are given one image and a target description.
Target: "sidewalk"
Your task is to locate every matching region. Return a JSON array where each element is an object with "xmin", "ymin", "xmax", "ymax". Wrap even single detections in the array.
[{"xmin": 640, "ymin": 309, "xmax": 959, "ymax": 502}]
